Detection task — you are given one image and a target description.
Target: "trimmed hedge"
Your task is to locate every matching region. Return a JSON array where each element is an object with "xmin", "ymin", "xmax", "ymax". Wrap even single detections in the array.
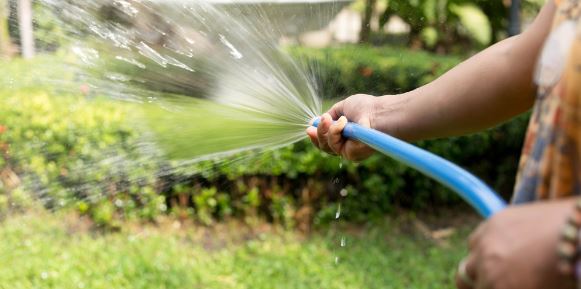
[
  {"xmin": 0, "ymin": 47, "xmax": 527, "ymax": 230},
  {"xmin": 290, "ymin": 45, "xmax": 461, "ymax": 98}
]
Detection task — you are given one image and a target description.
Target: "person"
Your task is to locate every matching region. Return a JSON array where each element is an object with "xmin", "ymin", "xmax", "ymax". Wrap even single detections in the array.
[{"xmin": 308, "ymin": 1, "xmax": 581, "ymax": 288}]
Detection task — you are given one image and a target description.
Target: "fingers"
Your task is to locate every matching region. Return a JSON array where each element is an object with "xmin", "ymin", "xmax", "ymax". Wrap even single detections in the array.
[
  {"xmin": 327, "ymin": 100, "xmax": 344, "ymax": 120},
  {"xmin": 306, "ymin": 111, "xmax": 374, "ymax": 161},
  {"xmin": 455, "ymin": 273, "xmax": 474, "ymax": 289},
  {"xmin": 328, "ymin": 116, "xmax": 348, "ymax": 156},
  {"xmin": 344, "ymin": 140, "xmax": 375, "ymax": 161},
  {"xmin": 306, "ymin": 114, "xmax": 374, "ymax": 161},
  {"xmin": 359, "ymin": 115, "xmax": 371, "ymax": 128},
  {"xmin": 317, "ymin": 113, "xmax": 335, "ymax": 155},
  {"xmin": 306, "ymin": 126, "xmax": 319, "ymax": 148},
  {"xmin": 326, "ymin": 116, "xmax": 375, "ymax": 161},
  {"xmin": 455, "ymin": 254, "xmax": 477, "ymax": 289},
  {"xmin": 458, "ymin": 224, "xmax": 485, "ymax": 289}
]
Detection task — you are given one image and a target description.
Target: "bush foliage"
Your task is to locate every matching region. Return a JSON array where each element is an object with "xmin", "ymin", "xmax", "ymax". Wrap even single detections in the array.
[
  {"xmin": 293, "ymin": 45, "xmax": 460, "ymax": 98},
  {"xmin": 0, "ymin": 47, "xmax": 527, "ymax": 229}
]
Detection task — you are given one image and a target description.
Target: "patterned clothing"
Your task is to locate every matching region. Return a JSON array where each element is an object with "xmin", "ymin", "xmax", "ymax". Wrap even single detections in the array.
[{"xmin": 513, "ymin": 0, "xmax": 581, "ymax": 203}]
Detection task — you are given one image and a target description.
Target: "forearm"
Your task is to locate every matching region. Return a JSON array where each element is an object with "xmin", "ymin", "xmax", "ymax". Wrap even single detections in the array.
[
  {"xmin": 396, "ymin": 35, "xmax": 538, "ymax": 140},
  {"xmin": 373, "ymin": 2, "xmax": 555, "ymax": 141}
]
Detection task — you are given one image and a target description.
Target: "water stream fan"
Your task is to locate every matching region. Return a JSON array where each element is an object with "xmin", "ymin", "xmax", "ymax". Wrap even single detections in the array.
[
  {"xmin": 48, "ymin": 0, "xmax": 508, "ymax": 218},
  {"xmin": 312, "ymin": 119, "xmax": 507, "ymax": 218}
]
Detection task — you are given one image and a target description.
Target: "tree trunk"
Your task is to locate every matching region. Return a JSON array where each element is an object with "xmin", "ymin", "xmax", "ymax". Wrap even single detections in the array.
[
  {"xmin": 17, "ymin": 0, "xmax": 34, "ymax": 58},
  {"xmin": 509, "ymin": 0, "xmax": 521, "ymax": 36},
  {"xmin": 359, "ymin": 0, "xmax": 376, "ymax": 43},
  {"xmin": 0, "ymin": 0, "xmax": 11, "ymax": 58}
]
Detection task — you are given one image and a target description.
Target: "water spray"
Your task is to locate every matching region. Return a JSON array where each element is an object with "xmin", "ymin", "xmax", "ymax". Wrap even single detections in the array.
[
  {"xmin": 44, "ymin": 0, "xmax": 508, "ymax": 218},
  {"xmin": 312, "ymin": 118, "xmax": 507, "ymax": 218}
]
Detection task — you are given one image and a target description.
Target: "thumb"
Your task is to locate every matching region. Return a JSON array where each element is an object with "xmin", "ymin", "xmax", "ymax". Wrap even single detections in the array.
[
  {"xmin": 354, "ymin": 115, "xmax": 371, "ymax": 128},
  {"xmin": 327, "ymin": 100, "xmax": 345, "ymax": 120}
]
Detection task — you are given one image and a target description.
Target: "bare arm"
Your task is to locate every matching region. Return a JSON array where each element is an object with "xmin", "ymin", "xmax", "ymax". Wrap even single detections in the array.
[
  {"xmin": 375, "ymin": 2, "xmax": 556, "ymax": 141},
  {"xmin": 308, "ymin": 2, "xmax": 556, "ymax": 160}
]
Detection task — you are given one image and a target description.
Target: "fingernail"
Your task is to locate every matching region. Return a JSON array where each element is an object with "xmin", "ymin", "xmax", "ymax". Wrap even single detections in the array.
[
  {"xmin": 309, "ymin": 117, "xmax": 317, "ymax": 126},
  {"xmin": 333, "ymin": 116, "xmax": 347, "ymax": 126}
]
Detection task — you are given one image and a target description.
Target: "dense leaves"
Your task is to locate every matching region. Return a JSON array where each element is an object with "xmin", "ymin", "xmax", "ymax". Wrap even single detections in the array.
[
  {"xmin": 0, "ymin": 47, "xmax": 527, "ymax": 229},
  {"xmin": 363, "ymin": 0, "xmax": 544, "ymax": 50}
]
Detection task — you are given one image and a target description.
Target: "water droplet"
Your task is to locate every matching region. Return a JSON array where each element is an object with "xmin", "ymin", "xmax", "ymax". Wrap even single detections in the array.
[
  {"xmin": 339, "ymin": 162, "xmax": 343, "ymax": 169},
  {"xmin": 136, "ymin": 42, "xmax": 169, "ymax": 68},
  {"xmin": 165, "ymin": 55, "xmax": 195, "ymax": 72},
  {"xmin": 340, "ymin": 236, "xmax": 346, "ymax": 247},
  {"xmin": 219, "ymin": 34, "xmax": 243, "ymax": 60},
  {"xmin": 159, "ymin": 203, "xmax": 168, "ymax": 212},
  {"xmin": 333, "ymin": 178, "xmax": 340, "ymax": 184},
  {"xmin": 113, "ymin": 0, "xmax": 139, "ymax": 17},
  {"xmin": 105, "ymin": 72, "xmax": 130, "ymax": 82},
  {"xmin": 340, "ymin": 188, "xmax": 348, "ymax": 197},
  {"xmin": 335, "ymin": 203, "xmax": 341, "ymax": 219},
  {"xmin": 115, "ymin": 56, "xmax": 146, "ymax": 69},
  {"xmin": 71, "ymin": 46, "xmax": 100, "ymax": 66}
]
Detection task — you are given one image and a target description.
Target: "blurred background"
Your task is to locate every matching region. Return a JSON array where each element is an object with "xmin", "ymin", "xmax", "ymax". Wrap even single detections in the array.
[{"xmin": 0, "ymin": 0, "xmax": 543, "ymax": 288}]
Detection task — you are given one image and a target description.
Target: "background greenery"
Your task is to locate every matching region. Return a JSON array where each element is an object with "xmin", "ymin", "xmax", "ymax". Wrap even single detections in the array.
[
  {"xmin": 0, "ymin": 1, "xmax": 539, "ymax": 288},
  {"xmin": 0, "ymin": 47, "xmax": 527, "ymax": 231},
  {"xmin": 356, "ymin": 0, "xmax": 544, "ymax": 50},
  {"xmin": 0, "ymin": 211, "xmax": 475, "ymax": 289}
]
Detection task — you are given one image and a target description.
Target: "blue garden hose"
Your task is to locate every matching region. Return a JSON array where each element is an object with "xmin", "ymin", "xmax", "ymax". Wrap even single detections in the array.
[{"xmin": 312, "ymin": 119, "xmax": 507, "ymax": 218}]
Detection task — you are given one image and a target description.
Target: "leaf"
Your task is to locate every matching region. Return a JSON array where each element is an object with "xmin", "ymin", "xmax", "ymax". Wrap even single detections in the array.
[
  {"xmin": 450, "ymin": 3, "xmax": 491, "ymax": 46},
  {"xmin": 422, "ymin": 0, "xmax": 437, "ymax": 24},
  {"xmin": 421, "ymin": 27, "xmax": 439, "ymax": 48}
]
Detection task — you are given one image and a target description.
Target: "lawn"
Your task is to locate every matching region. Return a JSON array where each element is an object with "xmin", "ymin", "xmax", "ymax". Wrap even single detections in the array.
[
  {"xmin": 0, "ymin": 211, "xmax": 475, "ymax": 289},
  {"xmin": 0, "ymin": 52, "xmax": 479, "ymax": 289}
]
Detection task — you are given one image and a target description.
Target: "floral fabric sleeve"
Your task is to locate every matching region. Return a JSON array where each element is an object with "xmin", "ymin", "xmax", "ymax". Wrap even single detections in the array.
[{"xmin": 513, "ymin": 0, "xmax": 581, "ymax": 203}]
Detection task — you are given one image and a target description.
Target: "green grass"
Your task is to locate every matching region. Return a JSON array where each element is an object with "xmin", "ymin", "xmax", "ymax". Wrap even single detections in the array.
[
  {"xmin": 0, "ymin": 213, "xmax": 473, "ymax": 289},
  {"xmin": 1, "ymin": 51, "xmax": 475, "ymax": 289}
]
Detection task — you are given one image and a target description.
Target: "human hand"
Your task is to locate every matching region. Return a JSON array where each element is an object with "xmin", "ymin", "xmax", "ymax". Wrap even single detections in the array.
[
  {"xmin": 457, "ymin": 199, "xmax": 576, "ymax": 289},
  {"xmin": 306, "ymin": 94, "xmax": 377, "ymax": 161}
]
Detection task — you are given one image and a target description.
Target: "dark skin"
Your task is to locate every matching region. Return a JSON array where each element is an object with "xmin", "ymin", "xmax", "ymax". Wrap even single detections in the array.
[
  {"xmin": 308, "ymin": 3, "xmax": 556, "ymax": 156},
  {"xmin": 457, "ymin": 199, "xmax": 575, "ymax": 289},
  {"xmin": 308, "ymin": 2, "xmax": 577, "ymax": 288}
]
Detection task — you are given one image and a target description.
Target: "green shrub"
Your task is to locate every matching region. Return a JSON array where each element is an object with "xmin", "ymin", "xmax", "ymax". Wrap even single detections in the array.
[
  {"xmin": 290, "ymin": 45, "xmax": 461, "ymax": 98},
  {"xmin": 0, "ymin": 47, "xmax": 527, "ymax": 229},
  {"xmin": 0, "ymin": 89, "xmax": 165, "ymax": 223}
]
